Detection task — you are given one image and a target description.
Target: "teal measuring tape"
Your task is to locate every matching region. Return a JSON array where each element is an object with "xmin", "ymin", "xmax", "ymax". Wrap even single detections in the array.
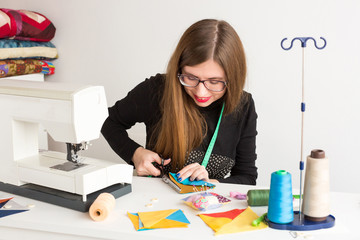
[{"xmin": 201, "ymin": 103, "xmax": 225, "ymax": 168}]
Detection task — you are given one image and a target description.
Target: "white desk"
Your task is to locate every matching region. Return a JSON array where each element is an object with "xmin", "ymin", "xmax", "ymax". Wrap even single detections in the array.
[{"xmin": 0, "ymin": 176, "xmax": 359, "ymax": 240}]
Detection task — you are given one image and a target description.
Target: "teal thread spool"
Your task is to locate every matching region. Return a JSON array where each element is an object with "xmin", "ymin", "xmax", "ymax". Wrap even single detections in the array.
[
  {"xmin": 267, "ymin": 170, "xmax": 294, "ymax": 224},
  {"xmin": 247, "ymin": 189, "xmax": 270, "ymax": 206}
]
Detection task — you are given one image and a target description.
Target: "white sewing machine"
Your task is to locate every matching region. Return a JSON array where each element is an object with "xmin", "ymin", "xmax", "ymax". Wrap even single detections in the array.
[{"xmin": 0, "ymin": 79, "xmax": 133, "ymax": 211}]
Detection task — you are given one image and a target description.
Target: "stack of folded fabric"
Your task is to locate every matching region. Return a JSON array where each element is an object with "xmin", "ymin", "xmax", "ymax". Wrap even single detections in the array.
[{"xmin": 0, "ymin": 8, "xmax": 57, "ymax": 81}]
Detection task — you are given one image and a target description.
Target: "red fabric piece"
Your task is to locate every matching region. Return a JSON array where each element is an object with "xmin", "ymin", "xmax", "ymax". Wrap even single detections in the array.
[
  {"xmin": 0, "ymin": 197, "xmax": 13, "ymax": 204},
  {"xmin": 199, "ymin": 208, "xmax": 246, "ymax": 220},
  {"xmin": 0, "ymin": 24, "xmax": 11, "ymax": 39}
]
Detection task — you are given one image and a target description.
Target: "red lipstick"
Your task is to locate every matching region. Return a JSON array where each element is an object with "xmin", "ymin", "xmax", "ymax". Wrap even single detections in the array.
[{"xmin": 195, "ymin": 95, "xmax": 211, "ymax": 103}]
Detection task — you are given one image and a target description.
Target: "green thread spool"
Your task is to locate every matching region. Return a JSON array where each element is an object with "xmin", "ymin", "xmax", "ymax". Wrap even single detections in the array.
[{"xmin": 247, "ymin": 189, "xmax": 270, "ymax": 206}]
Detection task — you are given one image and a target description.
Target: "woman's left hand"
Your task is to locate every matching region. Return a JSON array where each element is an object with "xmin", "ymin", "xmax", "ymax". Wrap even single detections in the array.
[{"xmin": 177, "ymin": 163, "xmax": 218, "ymax": 183}]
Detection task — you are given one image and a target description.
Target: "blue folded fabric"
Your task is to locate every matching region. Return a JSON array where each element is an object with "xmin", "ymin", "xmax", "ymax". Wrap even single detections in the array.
[
  {"xmin": 169, "ymin": 172, "xmax": 215, "ymax": 187},
  {"xmin": 0, "ymin": 39, "xmax": 58, "ymax": 60}
]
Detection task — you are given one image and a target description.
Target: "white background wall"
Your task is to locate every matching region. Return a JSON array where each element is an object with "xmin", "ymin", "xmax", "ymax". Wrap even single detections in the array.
[{"xmin": 3, "ymin": 0, "xmax": 359, "ymax": 193}]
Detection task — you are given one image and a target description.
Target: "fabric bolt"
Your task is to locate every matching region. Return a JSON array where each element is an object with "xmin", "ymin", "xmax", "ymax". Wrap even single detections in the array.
[
  {"xmin": 101, "ymin": 74, "xmax": 258, "ymax": 185},
  {"xmin": 0, "ymin": 59, "xmax": 54, "ymax": 78},
  {"xmin": 0, "ymin": 39, "xmax": 58, "ymax": 60},
  {"xmin": 0, "ymin": 8, "xmax": 56, "ymax": 42}
]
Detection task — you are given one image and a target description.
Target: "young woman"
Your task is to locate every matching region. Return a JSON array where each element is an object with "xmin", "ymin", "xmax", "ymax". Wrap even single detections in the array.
[{"xmin": 101, "ymin": 19, "xmax": 258, "ymax": 185}]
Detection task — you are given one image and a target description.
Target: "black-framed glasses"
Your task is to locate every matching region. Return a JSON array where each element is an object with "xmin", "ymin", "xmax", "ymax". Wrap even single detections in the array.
[{"xmin": 178, "ymin": 74, "xmax": 227, "ymax": 92}]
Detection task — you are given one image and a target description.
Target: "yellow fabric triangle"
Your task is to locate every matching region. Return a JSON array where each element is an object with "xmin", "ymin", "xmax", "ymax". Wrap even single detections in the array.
[
  {"xmin": 127, "ymin": 212, "xmax": 140, "ymax": 231},
  {"xmin": 138, "ymin": 209, "xmax": 178, "ymax": 228},
  {"xmin": 151, "ymin": 218, "xmax": 189, "ymax": 229},
  {"xmin": 198, "ymin": 215, "xmax": 233, "ymax": 232},
  {"xmin": 215, "ymin": 207, "xmax": 268, "ymax": 236}
]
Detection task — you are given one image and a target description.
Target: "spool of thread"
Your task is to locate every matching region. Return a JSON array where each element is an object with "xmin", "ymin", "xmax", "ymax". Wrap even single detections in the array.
[
  {"xmin": 89, "ymin": 193, "xmax": 115, "ymax": 221},
  {"xmin": 267, "ymin": 170, "xmax": 294, "ymax": 224},
  {"xmin": 247, "ymin": 189, "xmax": 270, "ymax": 206},
  {"xmin": 302, "ymin": 149, "xmax": 330, "ymax": 221}
]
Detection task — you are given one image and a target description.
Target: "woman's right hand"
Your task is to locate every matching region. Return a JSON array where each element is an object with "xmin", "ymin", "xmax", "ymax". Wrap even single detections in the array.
[{"xmin": 132, "ymin": 147, "xmax": 171, "ymax": 176}]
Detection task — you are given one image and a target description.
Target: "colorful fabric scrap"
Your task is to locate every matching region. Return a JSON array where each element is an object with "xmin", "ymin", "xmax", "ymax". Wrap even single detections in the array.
[
  {"xmin": 127, "ymin": 209, "xmax": 190, "ymax": 231},
  {"xmin": 0, "ymin": 59, "xmax": 54, "ymax": 78},
  {"xmin": 229, "ymin": 191, "xmax": 247, "ymax": 200},
  {"xmin": 182, "ymin": 192, "xmax": 231, "ymax": 211},
  {"xmin": 0, "ymin": 197, "xmax": 29, "ymax": 218},
  {"xmin": 166, "ymin": 172, "xmax": 215, "ymax": 193},
  {"xmin": 198, "ymin": 207, "xmax": 268, "ymax": 235}
]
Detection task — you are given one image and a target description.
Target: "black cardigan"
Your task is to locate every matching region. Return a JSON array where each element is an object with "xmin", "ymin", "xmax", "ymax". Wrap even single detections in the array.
[{"xmin": 101, "ymin": 74, "xmax": 258, "ymax": 185}]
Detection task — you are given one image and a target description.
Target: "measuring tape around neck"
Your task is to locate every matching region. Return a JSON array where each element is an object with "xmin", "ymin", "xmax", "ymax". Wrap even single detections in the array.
[{"xmin": 201, "ymin": 103, "xmax": 225, "ymax": 168}]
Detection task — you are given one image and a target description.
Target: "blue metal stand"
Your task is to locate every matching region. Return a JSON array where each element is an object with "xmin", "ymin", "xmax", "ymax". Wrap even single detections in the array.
[{"xmin": 266, "ymin": 211, "xmax": 335, "ymax": 231}]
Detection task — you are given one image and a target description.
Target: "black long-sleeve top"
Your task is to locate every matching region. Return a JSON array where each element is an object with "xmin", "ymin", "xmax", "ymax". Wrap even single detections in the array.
[{"xmin": 101, "ymin": 74, "xmax": 258, "ymax": 185}]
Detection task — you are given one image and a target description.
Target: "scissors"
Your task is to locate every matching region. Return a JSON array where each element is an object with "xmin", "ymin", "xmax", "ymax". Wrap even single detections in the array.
[
  {"xmin": 152, "ymin": 156, "xmax": 165, "ymax": 177},
  {"xmin": 152, "ymin": 155, "xmax": 181, "ymax": 192}
]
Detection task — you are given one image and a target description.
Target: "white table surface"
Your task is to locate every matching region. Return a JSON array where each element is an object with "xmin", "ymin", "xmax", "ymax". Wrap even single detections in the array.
[{"xmin": 0, "ymin": 176, "xmax": 359, "ymax": 240}]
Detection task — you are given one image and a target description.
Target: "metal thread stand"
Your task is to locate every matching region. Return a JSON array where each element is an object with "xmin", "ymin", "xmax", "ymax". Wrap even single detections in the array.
[
  {"xmin": 281, "ymin": 37, "xmax": 327, "ymax": 218},
  {"xmin": 266, "ymin": 37, "xmax": 334, "ymax": 231}
]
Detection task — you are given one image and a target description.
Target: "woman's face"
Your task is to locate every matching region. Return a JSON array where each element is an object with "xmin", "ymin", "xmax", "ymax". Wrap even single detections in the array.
[{"xmin": 182, "ymin": 59, "xmax": 226, "ymax": 108}]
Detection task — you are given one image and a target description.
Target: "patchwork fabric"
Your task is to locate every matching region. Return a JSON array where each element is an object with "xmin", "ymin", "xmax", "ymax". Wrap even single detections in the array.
[
  {"xmin": 0, "ymin": 59, "xmax": 54, "ymax": 78},
  {"xmin": 198, "ymin": 207, "xmax": 268, "ymax": 235},
  {"xmin": 127, "ymin": 209, "xmax": 190, "ymax": 231},
  {"xmin": 182, "ymin": 192, "xmax": 231, "ymax": 211},
  {"xmin": 0, "ymin": 8, "xmax": 56, "ymax": 42},
  {"xmin": 0, "ymin": 39, "xmax": 58, "ymax": 60},
  {"xmin": 165, "ymin": 172, "xmax": 215, "ymax": 194}
]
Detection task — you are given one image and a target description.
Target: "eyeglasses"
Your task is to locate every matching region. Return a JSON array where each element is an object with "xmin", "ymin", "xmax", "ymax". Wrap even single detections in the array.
[{"xmin": 178, "ymin": 74, "xmax": 227, "ymax": 92}]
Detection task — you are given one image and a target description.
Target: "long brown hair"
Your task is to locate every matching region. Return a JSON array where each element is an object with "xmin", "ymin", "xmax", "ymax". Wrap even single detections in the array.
[{"xmin": 153, "ymin": 19, "xmax": 247, "ymax": 171}]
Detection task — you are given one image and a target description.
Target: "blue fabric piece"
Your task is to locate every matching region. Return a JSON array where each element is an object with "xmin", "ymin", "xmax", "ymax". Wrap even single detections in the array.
[
  {"xmin": 129, "ymin": 212, "xmax": 151, "ymax": 231},
  {"xmin": 137, "ymin": 213, "xmax": 145, "ymax": 230},
  {"xmin": 0, "ymin": 39, "xmax": 58, "ymax": 60},
  {"xmin": 169, "ymin": 172, "xmax": 215, "ymax": 187},
  {"xmin": 0, "ymin": 39, "xmax": 56, "ymax": 49},
  {"xmin": 0, "ymin": 199, "xmax": 10, "ymax": 208},
  {"xmin": 130, "ymin": 210, "xmax": 190, "ymax": 231},
  {"xmin": 166, "ymin": 209, "xmax": 190, "ymax": 224},
  {"xmin": 0, "ymin": 210, "xmax": 28, "ymax": 218}
]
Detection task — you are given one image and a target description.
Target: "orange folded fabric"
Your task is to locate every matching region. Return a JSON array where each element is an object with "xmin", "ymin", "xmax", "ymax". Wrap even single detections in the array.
[{"xmin": 198, "ymin": 207, "xmax": 268, "ymax": 235}]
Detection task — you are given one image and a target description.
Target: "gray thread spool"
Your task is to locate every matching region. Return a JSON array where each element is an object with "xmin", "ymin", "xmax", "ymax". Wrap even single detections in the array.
[{"xmin": 302, "ymin": 149, "xmax": 330, "ymax": 221}]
